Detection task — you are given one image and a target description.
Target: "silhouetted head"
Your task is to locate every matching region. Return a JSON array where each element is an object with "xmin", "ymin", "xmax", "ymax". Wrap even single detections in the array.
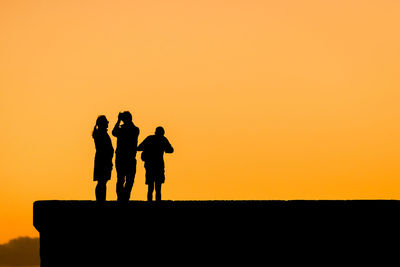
[
  {"xmin": 96, "ymin": 115, "xmax": 109, "ymax": 130},
  {"xmin": 155, "ymin": 126, "xmax": 165, "ymax": 136},
  {"xmin": 120, "ymin": 111, "xmax": 132, "ymax": 123}
]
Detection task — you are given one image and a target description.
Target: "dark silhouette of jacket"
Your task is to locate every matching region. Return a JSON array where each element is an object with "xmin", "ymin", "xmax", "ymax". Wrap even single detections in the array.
[
  {"xmin": 112, "ymin": 122, "xmax": 139, "ymax": 158},
  {"xmin": 137, "ymin": 134, "xmax": 173, "ymax": 184},
  {"xmin": 93, "ymin": 129, "xmax": 114, "ymax": 181}
]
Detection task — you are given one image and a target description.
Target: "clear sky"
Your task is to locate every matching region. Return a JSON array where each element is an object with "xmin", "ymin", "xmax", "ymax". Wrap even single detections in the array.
[{"xmin": 1, "ymin": 0, "xmax": 400, "ymax": 243}]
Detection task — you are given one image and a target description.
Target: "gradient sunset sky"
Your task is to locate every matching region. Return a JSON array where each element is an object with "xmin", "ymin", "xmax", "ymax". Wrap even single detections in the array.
[{"xmin": 1, "ymin": 0, "xmax": 400, "ymax": 243}]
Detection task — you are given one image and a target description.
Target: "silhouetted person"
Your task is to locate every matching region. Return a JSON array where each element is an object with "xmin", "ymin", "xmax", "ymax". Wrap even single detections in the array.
[
  {"xmin": 137, "ymin": 126, "xmax": 174, "ymax": 201},
  {"xmin": 92, "ymin": 115, "xmax": 114, "ymax": 203},
  {"xmin": 112, "ymin": 111, "xmax": 140, "ymax": 202}
]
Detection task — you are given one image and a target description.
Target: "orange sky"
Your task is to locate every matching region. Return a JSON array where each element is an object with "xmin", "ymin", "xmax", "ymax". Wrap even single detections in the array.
[{"xmin": 1, "ymin": 0, "xmax": 400, "ymax": 243}]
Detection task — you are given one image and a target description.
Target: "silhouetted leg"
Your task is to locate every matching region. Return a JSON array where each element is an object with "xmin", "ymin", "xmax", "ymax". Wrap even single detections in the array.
[
  {"xmin": 95, "ymin": 180, "xmax": 107, "ymax": 203},
  {"xmin": 124, "ymin": 173, "xmax": 135, "ymax": 201},
  {"xmin": 147, "ymin": 182, "xmax": 154, "ymax": 201},
  {"xmin": 155, "ymin": 181, "xmax": 162, "ymax": 201},
  {"xmin": 116, "ymin": 176, "xmax": 125, "ymax": 202},
  {"xmin": 124, "ymin": 160, "xmax": 136, "ymax": 201}
]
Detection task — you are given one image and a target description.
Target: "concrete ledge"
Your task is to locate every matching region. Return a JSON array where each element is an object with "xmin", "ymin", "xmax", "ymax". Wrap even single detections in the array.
[{"xmin": 33, "ymin": 200, "xmax": 400, "ymax": 266}]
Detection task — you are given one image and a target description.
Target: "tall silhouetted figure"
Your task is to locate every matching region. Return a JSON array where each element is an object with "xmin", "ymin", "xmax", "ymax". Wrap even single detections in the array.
[
  {"xmin": 112, "ymin": 111, "xmax": 139, "ymax": 202},
  {"xmin": 92, "ymin": 115, "xmax": 114, "ymax": 203},
  {"xmin": 137, "ymin": 126, "xmax": 174, "ymax": 201}
]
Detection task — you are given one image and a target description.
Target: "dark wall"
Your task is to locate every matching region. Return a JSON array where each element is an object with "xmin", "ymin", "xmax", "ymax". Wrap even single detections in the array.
[{"xmin": 33, "ymin": 200, "xmax": 399, "ymax": 266}]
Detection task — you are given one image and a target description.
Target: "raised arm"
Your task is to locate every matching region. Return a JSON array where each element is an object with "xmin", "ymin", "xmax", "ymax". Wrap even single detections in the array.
[{"xmin": 112, "ymin": 118, "xmax": 121, "ymax": 137}]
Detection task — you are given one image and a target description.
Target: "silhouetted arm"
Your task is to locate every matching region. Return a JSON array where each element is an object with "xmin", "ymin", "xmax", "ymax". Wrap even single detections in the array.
[
  {"xmin": 92, "ymin": 126, "xmax": 97, "ymax": 139},
  {"xmin": 164, "ymin": 137, "xmax": 174, "ymax": 154},
  {"xmin": 135, "ymin": 127, "xmax": 140, "ymax": 145},
  {"xmin": 112, "ymin": 119, "xmax": 121, "ymax": 137},
  {"xmin": 137, "ymin": 138, "xmax": 147, "ymax": 151},
  {"xmin": 106, "ymin": 134, "xmax": 114, "ymax": 158}
]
